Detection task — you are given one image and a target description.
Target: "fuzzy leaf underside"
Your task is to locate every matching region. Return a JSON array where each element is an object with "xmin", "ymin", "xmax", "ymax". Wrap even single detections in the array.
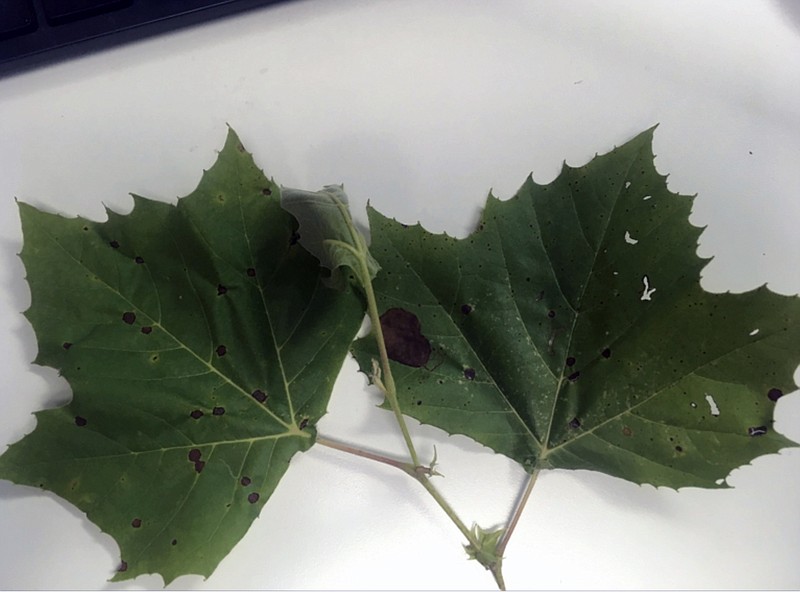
[
  {"xmin": 353, "ymin": 128, "xmax": 800, "ymax": 488},
  {"xmin": 0, "ymin": 129, "xmax": 364, "ymax": 583}
]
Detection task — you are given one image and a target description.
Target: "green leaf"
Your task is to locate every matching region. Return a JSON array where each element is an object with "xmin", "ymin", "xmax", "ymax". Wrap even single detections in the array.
[
  {"xmin": 0, "ymin": 129, "xmax": 364, "ymax": 584},
  {"xmin": 352, "ymin": 128, "xmax": 800, "ymax": 489},
  {"xmin": 280, "ymin": 185, "xmax": 380, "ymax": 287}
]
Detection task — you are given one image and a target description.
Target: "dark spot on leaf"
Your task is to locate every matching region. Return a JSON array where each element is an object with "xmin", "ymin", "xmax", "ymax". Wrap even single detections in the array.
[
  {"xmin": 768, "ymin": 388, "xmax": 784, "ymax": 402},
  {"xmin": 622, "ymin": 426, "xmax": 633, "ymax": 436},
  {"xmin": 416, "ymin": 400, "xmax": 422, "ymax": 406},
  {"xmin": 194, "ymin": 460, "xmax": 205, "ymax": 473},
  {"xmin": 568, "ymin": 371, "xmax": 580, "ymax": 382},
  {"xmin": 262, "ymin": 187, "xmax": 272, "ymax": 196},
  {"xmin": 190, "ymin": 409, "xmax": 203, "ymax": 419},
  {"xmin": 131, "ymin": 518, "xmax": 142, "ymax": 528},
  {"xmin": 171, "ymin": 539, "xmax": 177, "ymax": 546},
  {"xmin": 464, "ymin": 367, "xmax": 476, "ymax": 380},
  {"xmin": 141, "ymin": 326, "xmax": 152, "ymax": 335},
  {"xmin": 299, "ymin": 418, "xmax": 309, "ymax": 429},
  {"xmin": 566, "ymin": 357, "xmax": 576, "ymax": 367},
  {"xmin": 251, "ymin": 389, "xmax": 267, "ymax": 403},
  {"xmin": 246, "ymin": 267, "xmax": 256, "ymax": 277},
  {"xmin": 122, "ymin": 311, "xmax": 136, "ymax": 325},
  {"xmin": 216, "ymin": 345, "xmax": 227, "ymax": 357},
  {"xmin": 248, "ymin": 492, "xmax": 260, "ymax": 504},
  {"xmin": 548, "ymin": 310, "xmax": 556, "ymax": 318},
  {"xmin": 601, "ymin": 347, "xmax": 612, "ymax": 359},
  {"xmin": 380, "ymin": 308, "xmax": 432, "ymax": 367},
  {"xmin": 188, "ymin": 449, "xmax": 202, "ymax": 462},
  {"xmin": 217, "ymin": 284, "xmax": 228, "ymax": 296},
  {"xmin": 748, "ymin": 425, "xmax": 768, "ymax": 437},
  {"xmin": 290, "ymin": 231, "xmax": 300, "ymax": 245},
  {"xmin": 62, "ymin": 342, "xmax": 72, "ymax": 350},
  {"xmin": 74, "ymin": 416, "xmax": 87, "ymax": 427},
  {"xmin": 212, "ymin": 406, "xmax": 225, "ymax": 416},
  {"xmin": 675, "ymin": 446, "xmax": 683, "ymax": 452},
  {"xmin": 118, "ymin": 561, "xmax": 128, "ymax": 573},
  {"xmin": 134, "ymin": 256, "xmax": 144, "ymax": 264},
  {"xmin": 109, "ymin": 240, "xmax": 120, "ymax": 248},
  {"xmin": 568, "ymin": 417, "xmax": 581, "ymax": 429},
  {"xmin": 461, "ymin": 304, "xmax": 472, "ymax": 315},
  {"xmin": 240, "ymin": 476, "xmax": 252, "ymax": 486}
]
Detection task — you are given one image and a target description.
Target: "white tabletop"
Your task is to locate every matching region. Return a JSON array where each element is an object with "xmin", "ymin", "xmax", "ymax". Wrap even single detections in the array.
[{"xmin": 1, "ymin": 1, "xmax": 799, "ymax": 588}]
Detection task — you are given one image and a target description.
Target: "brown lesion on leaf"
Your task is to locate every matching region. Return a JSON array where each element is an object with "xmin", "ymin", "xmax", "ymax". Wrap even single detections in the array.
[
  {"xmin": 622, "ymin": 426, "xmax": 633, "ymax": 437},
  {"xmin": 380, "ymin": 308, "xmax": 432, "ymax": 368}
]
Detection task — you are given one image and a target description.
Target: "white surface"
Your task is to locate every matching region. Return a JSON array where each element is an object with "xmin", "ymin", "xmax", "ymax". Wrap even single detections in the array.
[{"xmin": 1, "ymin": 0, "xmax": 800, "ymax": 589}]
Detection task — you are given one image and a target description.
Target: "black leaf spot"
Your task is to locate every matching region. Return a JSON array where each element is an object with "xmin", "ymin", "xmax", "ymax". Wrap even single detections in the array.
[
  {"xmin": 131, "ymin": 518, "xmax": 142, "ymax": 528},
  {"xmin": 461, "ymin": 304, "xmax": 472, "ymax": 315},
  {"xmin": 240, "ymin": 476, "xmax": 252, "ymax": 486},
  {"xmin": 62, "ymin": 342, "xmax": 73, "ymax": 350},
  {"xmin": 246, "ymin": 267, "xmax": 256, "ymax": 277},
  {"xmin": 299, "ymin": 418, "xmax": 309, "ymax": 429},
  {"xmin": 122, "ymin": 311, "xmax": 136, "ymax": 325},
  {"xmin": 547, "ymin": 310, "xmax": 556, "ymax": 318},
  {"xmin": 74, "ymin": 416, "xmax": 87, "ymax": 427},
  {"xmin": 109, "ymin": 240, "xmax": 120, "ymax": 249},
  {"xmin": 568, "ymin": 417, "xmax": 581, "ymax": 429},
  {"xmin": 464, "ymin": 367, "xmax": 476, "ymax": 380},
  {"xmin": 567, "ymin": 371, "xmax": 580, "ymax": 382},
  {"xmin": 217, "ymin": 284, "xmax": 228, "ymax": 296},
  {"xmin": 190, "ymin": 409, "xmax": 203, "ymax": 419},
  {"xmin": 416, "ymin": 400, "xmax": 423, "ymax": 406},
  {"xmin": 118, "ymin": 561, "xmax": 128, "ymax": 573},
  {"xmin": 251, "ymin": 389, "xmax": 267, "ymax": 403},
  {"xmin": 216, "ymin": 345, "xmax": 227, "ymax": 357},
  {"xmin": 380, "ymin": 308, "xmax": 432, "ymax": 367},
  {"xmin": 675, "ymin": 446, "xmax": 683, "ymax": 452},
  {"xmin": 141, "ymin": 326, "xmax": 152, "ymax": 335},
  {"xmin": 601, "ymin": 347, "xmax": 612, "ymax": 358},
  {"xmin": 262, "ymin": 187, "xmax": 272, "ymax": 196},
  {"xmin": 188, "ymin": 449, "xmax": 202, "ymax": 462},
  {"xmin": 748, "ymin": 425, "xmax": 768, "ymax": 437},
  {"xmin": 134, "ymin": 256, "xmax": 144, "ymax": 264},
  {"xmin": 290, "ymin": 231, "xmax": 300, "ymax": 245},
  {"xmin": 212, "ymin": 406, "xmax": 225, "ymax": 416},
  {"xmin": 768, "ymin": 388, "xmax": 784, "ymax": 402},
  {"xmin": 194, "ymin": 460, "xmax": 205, "ymax": 473},
  {"xmin": 248, "ymin": 492, "xmax": 260, "ymax": 504},
  {"xmin": 566, "ymin": 356, "xmax": 576, "ymax": 367},
  {"xmin": 171, "ymin": 539, "xmax": 178, "ymax": 546}
]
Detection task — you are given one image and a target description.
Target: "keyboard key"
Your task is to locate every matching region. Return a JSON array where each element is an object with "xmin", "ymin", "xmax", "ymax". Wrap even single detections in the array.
[
  {"xmin": 41, "ymin": 0, "xmax": 133, "ymax": 26},
  {"xmin": 0, "ymin": 0, "xmax": 37, "ymax": 40}
]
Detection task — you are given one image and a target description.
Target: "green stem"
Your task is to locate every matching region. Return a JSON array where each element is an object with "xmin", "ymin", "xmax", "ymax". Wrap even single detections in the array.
[{"xmin": 495, "ymin": 469, "xmax": 540, "ymax": 559}]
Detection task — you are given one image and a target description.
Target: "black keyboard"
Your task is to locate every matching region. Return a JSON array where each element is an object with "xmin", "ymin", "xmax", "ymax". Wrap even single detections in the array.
[{"xmin": 0, "ymin": 0, "xmax": 287, "ymax": 76}]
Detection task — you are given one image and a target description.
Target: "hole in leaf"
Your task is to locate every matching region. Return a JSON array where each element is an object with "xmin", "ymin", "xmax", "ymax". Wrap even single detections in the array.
[
  {"xmin": 768, "ymin": 388, "xmax": 784, "ymax": 402},
  {"xmin": 748, "ymin": 425, "xmax": 768, "ymax": 437},
  {"xmin": 212, "ymin": 406, "xmax": 225, "ymax": 416},
  {"xmin": 240, "ymin": 476, "xmax": 252, "ymax": 486},
  {"xmin": 704, "ymin": 393, "xmax": 720, "ymax": 416},
  {"xmin": 131, "ymin": 518, "xmax": 142, "ymax": 528},
  {"xmin": 624, "ymin": 231, "xmax": 639, "ymax": 245},
  {"xmin": 74, "ymin": 416, "xmax": 87, "ymax": 427},
  {"xmin": 643, "ymin": 195, "xmax": 652, "ymax": 200},
  {"xmin": 379, "ymin": 308, "xmax": 432, "ymax": 367},
  {"xmin": 640, "ymin": 275, "xmax": 656, "ymax": 301},
  {"xmin": 190, "ymin": 409, "xmax": 203, "ymax": 420},
  {"xmin": 749, "ymin": 328, "xmax": 759, "ymax": 336},
  {"xmin": 122, "ymin": 312, "xmax": 136, "ymax": 325},
  {"xmin": 624, "ymin": 181, "xmax": 631, "ymax": 189},
  {"xmin": 248, "ymin": 492, "xmax": 260, "ymax": 504}
]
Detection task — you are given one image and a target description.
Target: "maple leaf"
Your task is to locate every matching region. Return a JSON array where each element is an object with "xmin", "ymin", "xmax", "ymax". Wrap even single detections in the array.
[
  {"xmin": 352, "ymin": 128, "xmax": 800, "ymax": 488},
  {"xmin": 0, "ymin": 129, "xmax": 364, "ymax": 584}
]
